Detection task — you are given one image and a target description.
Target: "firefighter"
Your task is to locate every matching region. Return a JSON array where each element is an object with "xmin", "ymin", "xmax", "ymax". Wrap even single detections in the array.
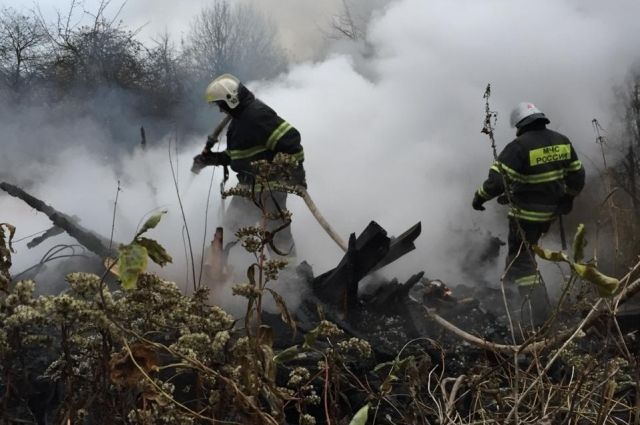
[
  {"xmin": 472, "ymin": 102, "xmax": 585, "ymax": 324},
  {"xmin": 193, "ymin": 73, "xmax": 306, "ymax": 260}
]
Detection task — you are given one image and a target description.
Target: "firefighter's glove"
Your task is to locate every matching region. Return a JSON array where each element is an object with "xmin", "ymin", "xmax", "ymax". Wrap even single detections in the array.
[
  {"xmin": 497, "ymin": 194, "xmax": 509, "ymax": 205},
  {"xmin": 193, "ymin": 151, "xmax": 230, "ymax": 167},
  {"xmin": 557, "ymin": 195, "xmax": 574, "ymax": 215},
  {"xmin": 472, "ymin": 193, "xmax": 486, "ymax": 211},
  {"xmin": 204, "ymin": 135, "xmax": 218, "ymax": 152}
]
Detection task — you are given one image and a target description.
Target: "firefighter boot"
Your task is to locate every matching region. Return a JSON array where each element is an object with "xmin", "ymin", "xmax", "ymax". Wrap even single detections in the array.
[{"xmin": 518, "ymin": 284, "xmax": 552, "ymax": 328}]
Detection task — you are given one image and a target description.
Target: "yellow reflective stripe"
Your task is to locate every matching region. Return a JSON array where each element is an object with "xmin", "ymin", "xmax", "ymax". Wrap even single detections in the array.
[
  {"xmin": 266, "ymin": 121, "xmax": 293, "ymax": 150},
  {"xmin": 508, "ymin": 208, "xmax": 555, "ymax": 222},
  {"xmin": 516, "ymin": 274, "xmax": 540, "ymax": 287},
  {"xmin": 493, "ymin": 162, "xmax": 565, "ymax": 184},
  {"xmin": 526, "ymin": 169, "xmax": 565, "ymax": 183},
  {"xmin": 492, "ymin": 162, "xmax": 527, "ymax": 183},
  {"xmin": 227, "ymin": 145, "xmax": 267, "ymax": 160},
  {"xmin": 477, "ymin": 186, "xmax": 490, "ymax": 199},
  {"xmin": 566, "ymin": 160, "xmax": 582, "ymax": 172},
  {"xmin": 228, "ymin": 122, "xmax": 294, "ymax": 160},
  {"xmin": 292, "ymin": 150, "xmax": 305, "ymax": 162},
  {"xmin": 529, "ymin": 144, "xmax": 571, "ymax": 166}
]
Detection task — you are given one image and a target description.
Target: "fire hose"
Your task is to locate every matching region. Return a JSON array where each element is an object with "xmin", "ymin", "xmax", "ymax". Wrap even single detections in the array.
[{"xmin": 300, "ymin": 189, "xmax": 347, "ymax": 252}]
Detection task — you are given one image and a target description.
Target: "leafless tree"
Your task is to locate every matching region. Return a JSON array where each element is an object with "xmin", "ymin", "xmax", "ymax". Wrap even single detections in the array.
[
  {"xmin": 184, "ymin": 1, "xmax": 286, "ymax": 83},
  {"xmin": 141, "ymin": 31, "xmax": 184, "ymax": 118},
  {"xmin": 0, "ymin": 8, "xmax": 47, "ymax": 93},
  {"xmin": 593, "ymin": 69, "xmax": 640, "ymax": 269},
  {"xmin": 35, "ymin": 0, "xmax": 145, "ymax": 93},
  {"xmin": 612, "ymin": 74, "xmax": 640, "ymax": 218},
  {"xmin": 329, "ymin": 0, "xmax": 362, "ymax": 41}
]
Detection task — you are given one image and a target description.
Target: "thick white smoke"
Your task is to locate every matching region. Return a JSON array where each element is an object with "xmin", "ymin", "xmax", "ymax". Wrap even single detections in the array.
[
  {"xmin": 249, "ymin": 0, "xmax": 640, "ymax": 284},
  {"xmin": 3, "ymin": 0, "xmax": 640, "ymax": 299}
]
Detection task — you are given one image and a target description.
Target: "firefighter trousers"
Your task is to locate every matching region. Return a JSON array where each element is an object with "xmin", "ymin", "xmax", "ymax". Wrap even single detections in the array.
[
  {"xmin": 505, "ymin": 217, "xmax": 552, "ymax": 324},
  {"xmin": 505, "ymin": 218, "xmax": 550, "ymax": 284}
]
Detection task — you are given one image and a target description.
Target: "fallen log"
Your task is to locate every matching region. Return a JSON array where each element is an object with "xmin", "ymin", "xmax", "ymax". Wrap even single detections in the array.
[{"xmin": 0, "ymin": 182, "xmax": 117, "ymax": 259}]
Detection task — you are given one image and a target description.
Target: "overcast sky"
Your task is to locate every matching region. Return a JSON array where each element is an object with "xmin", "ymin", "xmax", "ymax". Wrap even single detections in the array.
[{"xmin": 3, "ymin": 0, "xmax": 640, "ymax": 300}]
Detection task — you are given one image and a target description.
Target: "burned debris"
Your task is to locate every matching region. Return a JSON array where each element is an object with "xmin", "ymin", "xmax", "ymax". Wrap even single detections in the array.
[{"xmin": 312, "ymin": 221, "xmax": 421, "ymax": 311}]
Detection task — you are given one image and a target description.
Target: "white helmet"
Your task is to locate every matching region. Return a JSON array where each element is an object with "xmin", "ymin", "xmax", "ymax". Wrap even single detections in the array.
[
  {"xmin": 509, "ymin": 102, "xmax": 550, "ymax": 128},
  {"xmin": 205, "ymin": 74, "xmax": 240, "ymax": 109}
]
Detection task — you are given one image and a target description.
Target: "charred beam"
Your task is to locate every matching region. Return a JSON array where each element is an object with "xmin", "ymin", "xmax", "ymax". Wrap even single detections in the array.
[
  {"xmin": 313, "ymin": 221, "xmax": 390, "ymax": 307},
  {"xmin": 203, "ymin": 227, "xmax": 232, "ymax": 291},
  {"xmin": 371, "ymin": 222, "xmax": 421, "ymax": 272},
  {"xmin": 313, "ymin": 221, "xmax": 422, "ymax": 308}
]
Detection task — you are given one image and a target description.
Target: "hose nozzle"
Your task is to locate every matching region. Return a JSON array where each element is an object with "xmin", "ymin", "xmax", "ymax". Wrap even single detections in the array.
[{"xmin": 191, "ymin": 157, "xmax": 206, "ymax": 175}]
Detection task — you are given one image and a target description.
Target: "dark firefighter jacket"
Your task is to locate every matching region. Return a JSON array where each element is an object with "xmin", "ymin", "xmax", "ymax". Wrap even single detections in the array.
[
  {"xmin": 220, "ymin": 84, "xmax": 305, "ymax": 186},
  {"xmin": 476, "ymin": 121, "xmax": 585, "ymax": 222}
]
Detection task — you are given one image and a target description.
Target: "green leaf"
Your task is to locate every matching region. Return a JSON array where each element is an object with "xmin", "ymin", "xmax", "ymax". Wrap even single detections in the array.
[
  {"xmin": 572, "ymin": 223, "xmax": 586, "ymax": 263},
  {"xmin": 533, "ymin": 245, "xmax": 569, "ymax": 263},
  {"xmin": 273, "ymin": 345, "xmax": 302, "ymax": 364},
  {"xmin": 136, "ymin": 237, "xmax": 173, "ymax": 266},
  {"xmin": 572, "ymin": 263, "xmax": 620, "ymax": 297},
  {"xmin": 349, "ymin": 404, "xmax": 370, "ymax": 425},
  {"xmin": 136, "ymin": 210, "xmax": 167, "ymax": 238},
  {"xmin": 118, "ymin": 243, "xmax": 148, "ymax": 289}
]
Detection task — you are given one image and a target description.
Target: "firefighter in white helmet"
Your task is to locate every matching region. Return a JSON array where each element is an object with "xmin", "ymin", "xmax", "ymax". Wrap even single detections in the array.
[
  {"xmin": 194, "ymin": 74, "xmax": 306, "ymax": 260},
  {"xmin": 472, "ymin": 102, "xmax": 585, "ymax": 324}
]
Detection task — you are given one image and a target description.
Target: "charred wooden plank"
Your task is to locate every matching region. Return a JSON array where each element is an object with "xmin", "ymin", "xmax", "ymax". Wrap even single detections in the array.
[
  {"xmin": 313, "ymin": 221, "xmax": 390, "ymax": 307},
  {"xmin": 203, "ymin": 227, "xmax": 233, "ymax": 293},
  {"xmin": 313, "ymin": 221, "xmax": 422, "ymax": 309},
  {"xmin": 372, "ymin": 222, "xmax": 422, "ymax": 272}
]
